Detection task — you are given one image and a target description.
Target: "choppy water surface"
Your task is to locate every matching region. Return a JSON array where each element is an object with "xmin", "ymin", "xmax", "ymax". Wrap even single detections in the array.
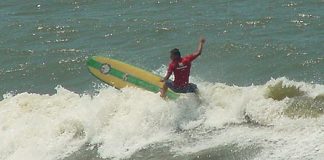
[{"xmin": 0, "ymin": 0, "xmax": 323, "ymax": 160}]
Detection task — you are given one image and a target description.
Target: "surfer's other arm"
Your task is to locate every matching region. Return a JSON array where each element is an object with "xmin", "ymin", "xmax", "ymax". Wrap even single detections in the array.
[{"xmin": 161, "ymin": 71, "xmax": 172, "ymax": 82}]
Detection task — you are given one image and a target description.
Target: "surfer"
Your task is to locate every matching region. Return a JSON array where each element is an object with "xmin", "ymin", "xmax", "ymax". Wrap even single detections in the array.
[{"xmin": 160, "ymin": 38, "xmax": 206, "ymax": 98}]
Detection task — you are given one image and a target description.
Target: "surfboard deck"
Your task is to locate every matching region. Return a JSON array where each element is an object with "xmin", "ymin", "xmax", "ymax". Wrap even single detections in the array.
[{"xmin": 87, "ymin": 56, "xmax": 179, "ymax": 100}]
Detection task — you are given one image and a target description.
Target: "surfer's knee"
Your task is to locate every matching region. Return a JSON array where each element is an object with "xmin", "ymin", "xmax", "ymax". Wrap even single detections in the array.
[{"xmin": 187, "ymin": 83, "xmax": 198, "ymax": 93}]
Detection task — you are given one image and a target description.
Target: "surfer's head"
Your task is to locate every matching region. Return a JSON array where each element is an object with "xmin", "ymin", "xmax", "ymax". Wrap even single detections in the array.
[{"xmin": 170, "ymin": 48, "xmax": 181, "ymax": 61}]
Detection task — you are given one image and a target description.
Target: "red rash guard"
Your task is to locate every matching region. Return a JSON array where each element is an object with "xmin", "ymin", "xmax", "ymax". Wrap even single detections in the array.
[{"xmin": 167, "ymin": 54, "xmax": 198, "ymax": 87}]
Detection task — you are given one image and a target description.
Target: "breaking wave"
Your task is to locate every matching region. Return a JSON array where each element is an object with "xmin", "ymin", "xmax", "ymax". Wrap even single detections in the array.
[{"xmin": 0, "ymin": 77, "xmax": 323, "ymax": 160}]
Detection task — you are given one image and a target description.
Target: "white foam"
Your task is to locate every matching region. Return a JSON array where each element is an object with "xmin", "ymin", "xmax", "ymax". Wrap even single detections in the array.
[
  {"xmin": 171, "ymin": 77, "xmax": 324, "ymax": 159},
  {"xmin": 0, "ymin": 85, "xmax": 203, "ymax": 160},
  {"xmin": 0, "ymin": 77, "xmax": 323, "ymax": 160}
]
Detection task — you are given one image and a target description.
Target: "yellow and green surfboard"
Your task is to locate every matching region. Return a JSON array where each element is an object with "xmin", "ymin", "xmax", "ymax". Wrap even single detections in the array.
[{"xmin": 87, "ymin": 56, "xmax": 179, "ymax": 100}]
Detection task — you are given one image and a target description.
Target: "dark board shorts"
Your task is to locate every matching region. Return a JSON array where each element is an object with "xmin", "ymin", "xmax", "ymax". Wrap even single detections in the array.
[{"xmin": 166, "ymin": 81, "xmax": 198, "ymax": 93}]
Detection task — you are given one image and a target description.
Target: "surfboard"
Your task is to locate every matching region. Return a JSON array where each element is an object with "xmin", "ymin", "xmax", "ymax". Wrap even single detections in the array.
[{"xmin": 87, "ymin": 56, "xmax": 180, "ymax": 100}]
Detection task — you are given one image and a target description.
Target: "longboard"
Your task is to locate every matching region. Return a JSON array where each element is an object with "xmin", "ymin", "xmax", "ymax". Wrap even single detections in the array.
[{"xmin": 87, "ymin": 56, "xmax": 179, "ymax": 100}]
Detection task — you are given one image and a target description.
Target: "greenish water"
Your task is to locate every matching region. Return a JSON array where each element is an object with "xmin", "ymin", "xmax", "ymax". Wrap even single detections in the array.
[
  {"xmin": 0, "ymin": 0, "xmax": 323, "ymax": 160},
  {"xmin": 1, "ymin": 0, "xmax": 323, "ymax": 96}
]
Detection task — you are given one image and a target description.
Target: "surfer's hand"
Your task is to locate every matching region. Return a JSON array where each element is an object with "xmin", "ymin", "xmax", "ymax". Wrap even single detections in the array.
[{"xmin": 200, "ymin": 38, "xmax": 206, "ymax": 44}]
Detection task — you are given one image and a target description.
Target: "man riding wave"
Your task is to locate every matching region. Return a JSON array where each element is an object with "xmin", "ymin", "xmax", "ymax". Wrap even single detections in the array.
[{"xmin": 160, "ymin": 38, "xmax": 206, "ymax": 98}]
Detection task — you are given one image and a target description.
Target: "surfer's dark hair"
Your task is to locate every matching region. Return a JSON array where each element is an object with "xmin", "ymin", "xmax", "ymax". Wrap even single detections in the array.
[{"xmin": 170, "ymin": 48, "xmax": 181, "ymax": 57}]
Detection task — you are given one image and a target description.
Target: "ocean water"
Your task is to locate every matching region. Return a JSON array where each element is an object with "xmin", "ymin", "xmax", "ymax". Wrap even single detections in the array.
[{"xmin": 0, "ymin": 0, "xmax": 323, "ymax": 160}]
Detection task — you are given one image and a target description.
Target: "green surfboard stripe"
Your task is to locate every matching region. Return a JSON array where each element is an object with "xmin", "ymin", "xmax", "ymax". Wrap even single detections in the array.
[{"xmin": 87, "ymin": 57, "xmax": 179, "ymax": 99}]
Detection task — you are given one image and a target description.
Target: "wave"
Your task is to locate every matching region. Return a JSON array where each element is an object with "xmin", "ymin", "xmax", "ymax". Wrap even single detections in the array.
[{"xmin": 0, "ymin": 77, "xmax": 323, "ymax": 160}]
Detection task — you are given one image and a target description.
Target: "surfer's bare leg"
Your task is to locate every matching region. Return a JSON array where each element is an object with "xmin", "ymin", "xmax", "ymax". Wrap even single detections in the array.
[{"xmin": 160, "ymin": 82, "xmax": 168, "ymax": 98}]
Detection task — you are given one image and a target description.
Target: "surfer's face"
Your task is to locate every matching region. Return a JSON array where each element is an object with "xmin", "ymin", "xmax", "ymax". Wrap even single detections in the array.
[
  {"xmin": 170, "ymin": 48, "xmax": 181, "ymax": 61},
  {"xmin": 170, "ymin": 53, "xmax": 180, "ymax": 61},
  {"xmin": 170, "ymin": 54, "xmax": 175, "ymax": 60}
]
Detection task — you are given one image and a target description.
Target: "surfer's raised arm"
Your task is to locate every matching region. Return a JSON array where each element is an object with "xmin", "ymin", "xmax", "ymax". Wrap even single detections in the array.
[{"xmin": 192, "ymin": 38, "xmax": 206, "ymax": 58}]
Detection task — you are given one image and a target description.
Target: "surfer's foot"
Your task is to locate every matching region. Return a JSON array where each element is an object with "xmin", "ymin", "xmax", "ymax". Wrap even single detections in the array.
[
  {"xmin": 160, "ymin": 89, "xmax": 166, "ymax": 98},
  {"xmin": 160, "ymin": 94, "xmax": 167, "ymax": 100}
]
